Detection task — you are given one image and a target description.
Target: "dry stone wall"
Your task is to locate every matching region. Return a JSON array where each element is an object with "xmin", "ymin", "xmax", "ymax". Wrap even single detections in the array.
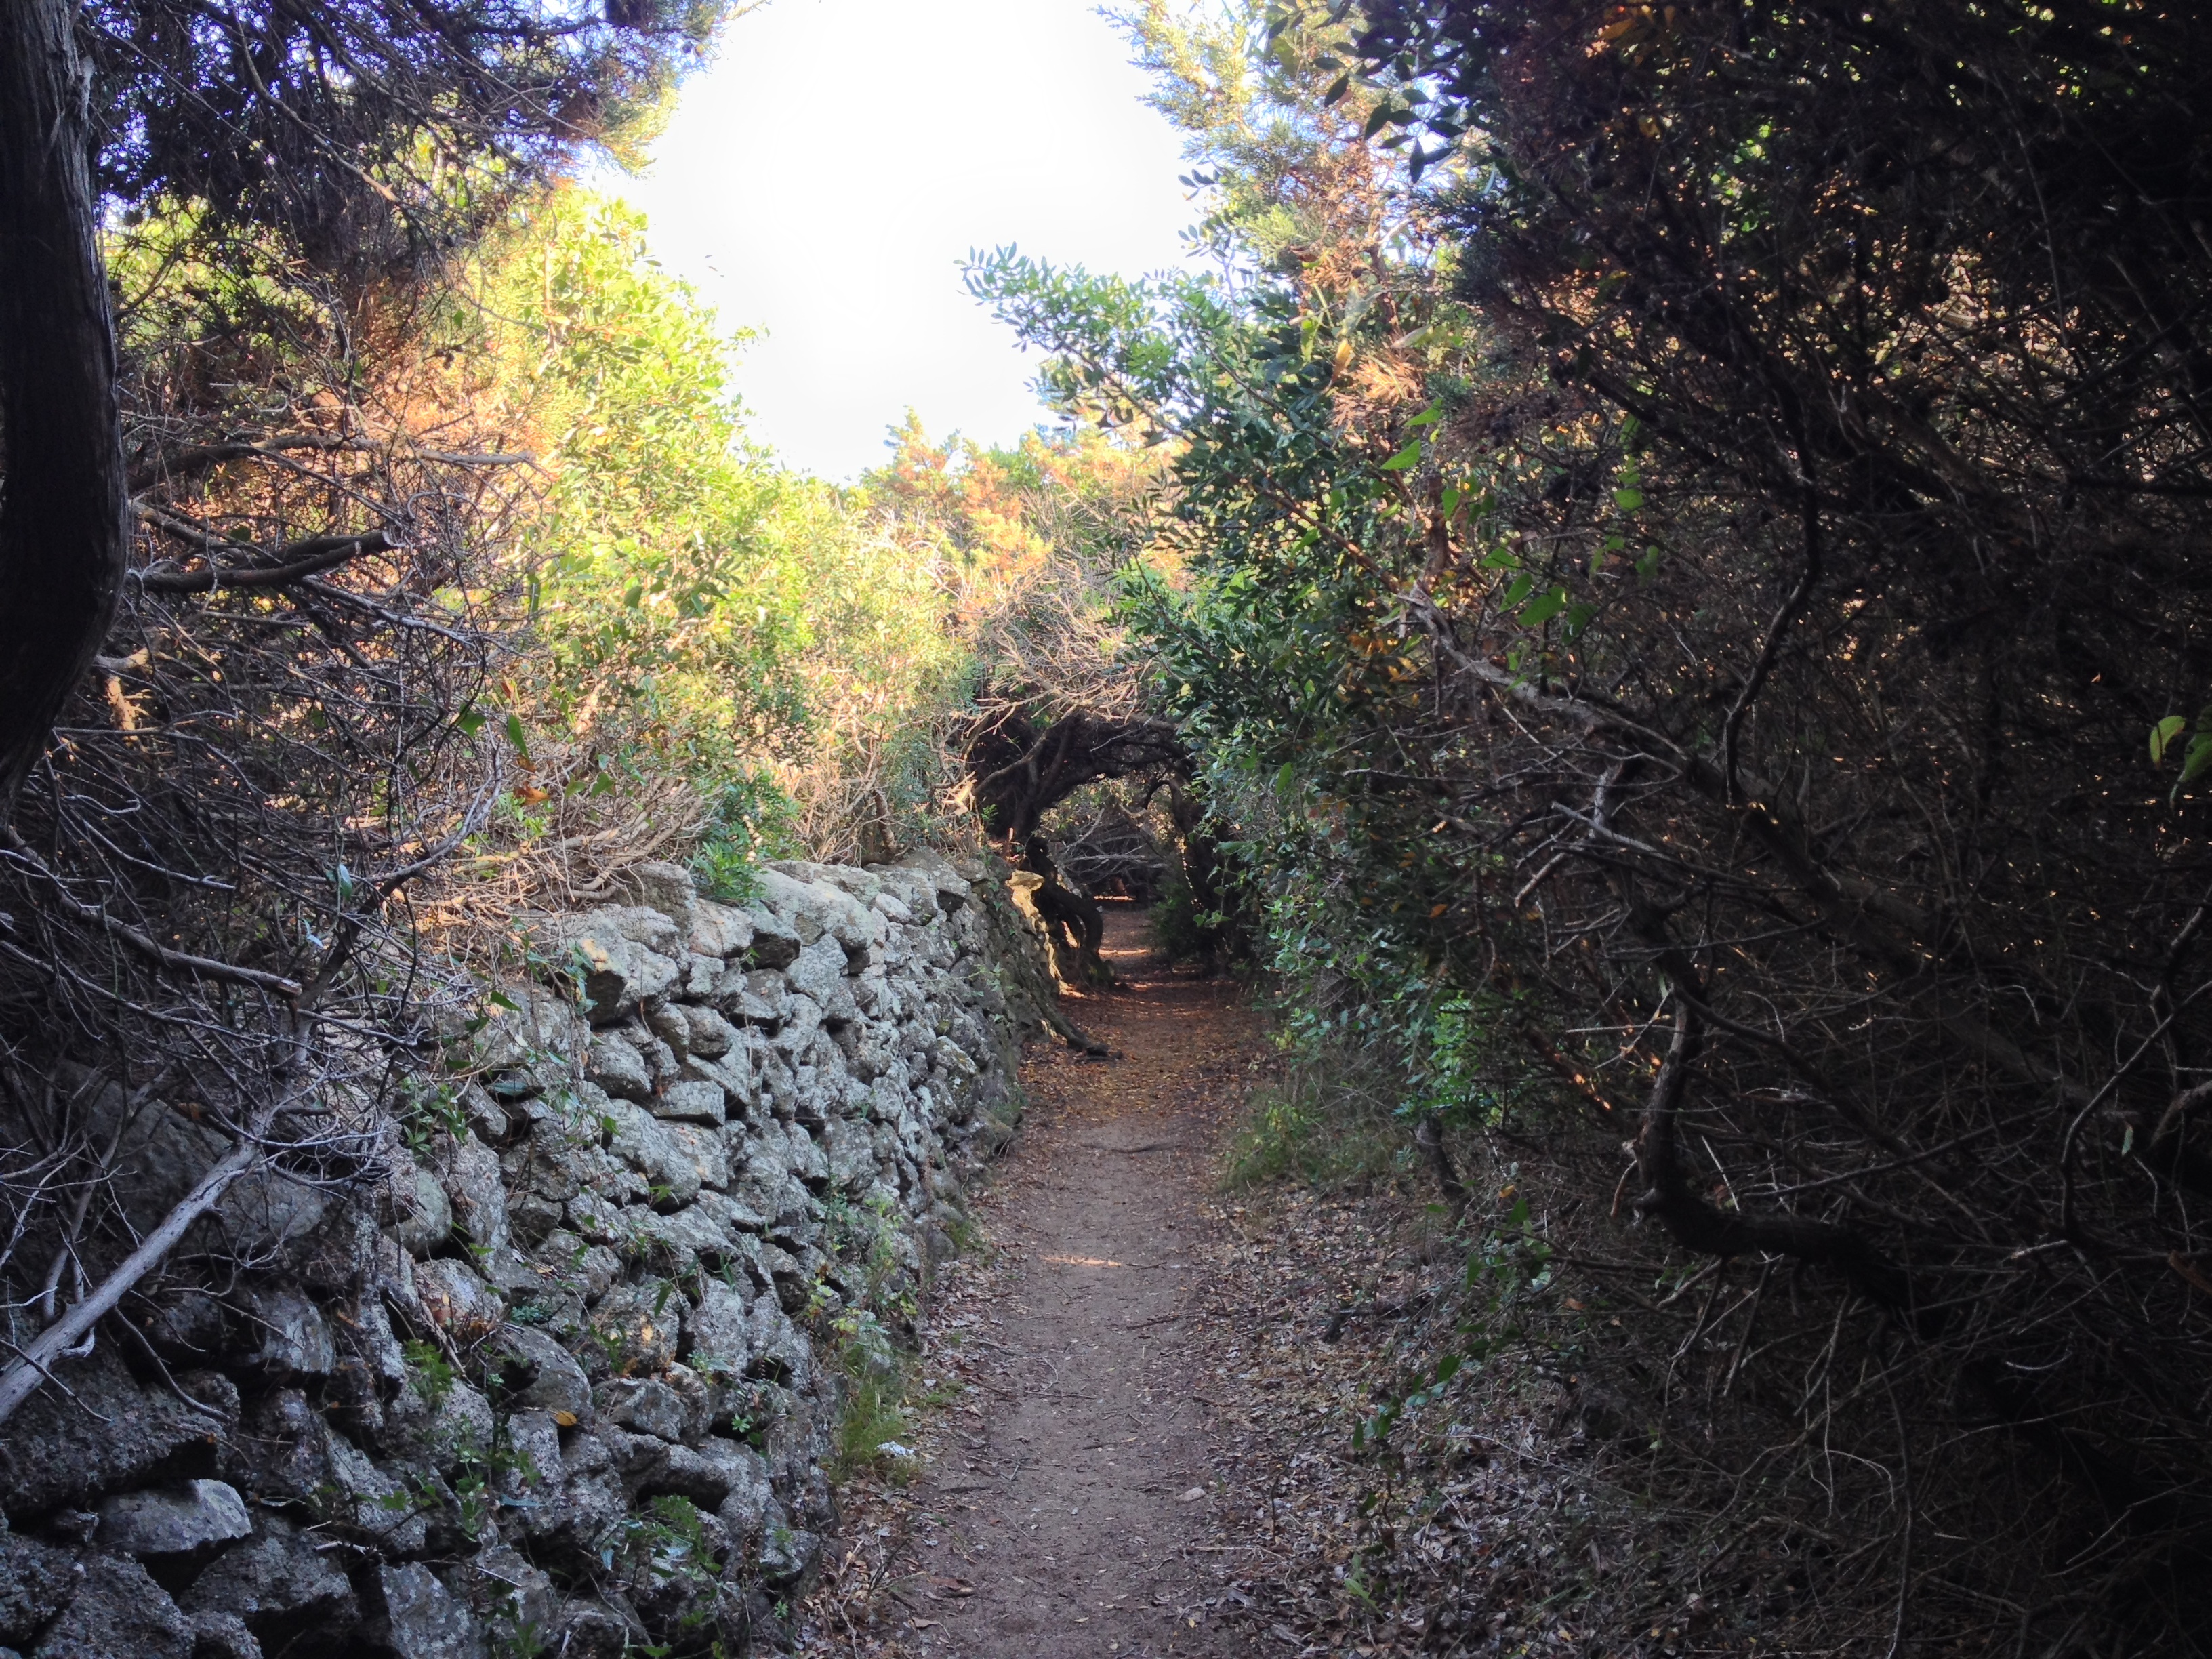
[{"xmin": 0, "ymin": 850, "xmax": 1054, "ymax": 1658}]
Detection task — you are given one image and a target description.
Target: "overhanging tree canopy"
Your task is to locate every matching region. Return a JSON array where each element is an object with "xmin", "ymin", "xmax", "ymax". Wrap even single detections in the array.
[{"xmin": 977, "ymin": 0, "xmax": 2212, "ymax": 1643}]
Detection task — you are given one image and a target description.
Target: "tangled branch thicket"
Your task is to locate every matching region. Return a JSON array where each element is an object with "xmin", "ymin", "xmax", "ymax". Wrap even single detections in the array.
[
  {"xmin": 975, "ymin": 2, "xmax": 2212, "ymax": 1649},
  {"xmin": 0, "ymin": 249, "xmax": 529, "ymax": 1395},
  {"xmin": 1344, "ymin": 7, "xmax": 2212, "ymax": 1645},
  {"xmin": 0, "ymin": 0, "xmax": 738, "ymax": 1417}
]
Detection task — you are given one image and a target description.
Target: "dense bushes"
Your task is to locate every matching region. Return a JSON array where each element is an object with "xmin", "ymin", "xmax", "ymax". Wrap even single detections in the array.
[
  {"xmin": 981, "ymin": 1, "xmax": 2212, "ymax": 1649},
  {"xmin": 467, "ymin": 190, "xmax": 977, "ymax": 873},
  {"xmin": 0, "ymin": 0, "xmax": 733, "ymax": 1418}
]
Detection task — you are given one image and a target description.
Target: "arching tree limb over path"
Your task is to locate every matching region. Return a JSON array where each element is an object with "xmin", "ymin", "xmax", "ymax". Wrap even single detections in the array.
[{"xmin": 959, "ymin": 705, "xmax": 1184, "ymax": 847}]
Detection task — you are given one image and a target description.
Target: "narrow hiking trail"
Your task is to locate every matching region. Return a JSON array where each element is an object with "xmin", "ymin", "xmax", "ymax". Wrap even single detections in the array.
[
  {"xmin": 846, "ymin": 901, "xmax": 1265, "ymax": 1657},
  {"xmin": 796, "ymin": 905, "xmax": 1490, "ymax": 1659},
  {"xmin": 878, "ymin": 903, "xmax": 1262, "ymax": 1658}
]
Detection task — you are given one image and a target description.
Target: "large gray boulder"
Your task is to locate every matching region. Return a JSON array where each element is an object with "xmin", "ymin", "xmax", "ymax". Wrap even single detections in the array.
[
  {"xmin": 95, "ymin": 1481, "xmax": 250, "ymax": 1559},
  {"xmin": 617, "ymin": 861, "xmax": 697, "ymax": 935},
  {"xmin": 0, "ymin": 1534, "xmax": 82, "ymax": 1647},
  {"xmin": 386, "ymin": 1162, "xmax": 452, "ymax": 1254},
  {"xmin": 468, "ymin": 1543, "xmax": 556, "ymax": 1641},
  {"xmin": 377, "ymin": 1377, "xmax": 495, "ymax": 1477},
  {"xmin": 679, "ymin": 1004, "xmax": 739, "ymax": 1057},
  {"xmin": 721, "ymin": 970, "xmax": 788, "ymax": 1031},
  {"xmin": 239, "ymin": 1286, "xmax": 335, "ymax": 1378},
  {"xmin": 739, "ymin": 905, "xmax": 802, "ymax": 968},
  {"xmin": 493, "ymin": 1326, "xmax": 593, "ymax": 1423},
  {"xmin": 687, "ymin": 899, "xmax": 755, "ymax": 960},
  {"xmin": 766, "ymin": 860, "xmax": 898, "ymax": 930},
  {"xmin": 468, "ymin": 982, "xmax": 583, "ymax": 1098},
  {"xmin": 584, "ymin": 1029, "xmax": 653, "ymax": 1101},
  {"xmin": 411, "ymin": 1257, "xmax": 505, "ymax": 1344},
  {"xmin": 677, "ymin": 1049, "xmax": 754, "ymax": 1117},
  {"xmin": 185, "ymin": 1610, "xmax": 262, "ymax": 1658},
  {"xmin": 783, "ymin": 936, "xmax": 847, "ymax": 1007},
  {"xmin": 180, "ymin": 1515, "xmax": 356, "ymax": 1639},
  {"xmin": 663, "ymin": 1122, "xmax": 729, "ymax": 1191},
  {"xmin": 525, "ymin": 908, "xmax": 682, "ymax": 1023},
  {"xmin": 684, "ymin": 1281, "xmax": 754, "ymax": 1379},
  {"xmin": 889, "ymin": 848, "xmax": 971, "ymax": 914},
  {"xmin": 27, "ymin": 1554, "xmax": 191, "ymax": 1659},
  {"xmin": 544, "ymin": 1598, "xmax": 638, "ymax": 1659},
  {"xmin": 436, "ymin": 1134, "xmax": 510, "ymax": 1254},
  {"xmin": 714, "ymin": 1442, "xmax": 777, "ymax": 1542},
  {"xmin": 0, "ymin": 1349, "xmax": 220, "ymax": 1518},
  {"xmin": 323, "ymin": 1435, "xmax": 429, "ymax": 1555},
  {"xmin": 371, "ymin": 1563, "xmax": 482, "ymax": 1659},
  {"xmin": 649, "ymin": 1080, "xmax": 725, "ymax": 1126},
  {"xmin": 595, "ymin": 1378, "xmax": 688, "ymax": 1443},
  {"xmin": 603, "ymin": 1101, "xmax": 701, "ymax": 1206},
  {"xmin": 587, "ymin": 1280, "xmax": 682, "ymax": 1375}
]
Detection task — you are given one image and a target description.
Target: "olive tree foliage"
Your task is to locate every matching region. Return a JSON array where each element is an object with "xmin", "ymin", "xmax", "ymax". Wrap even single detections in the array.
[
  {"xmin": 0, "ymin": 0, "xmax": 731, "ymax": 1422},
  {"xmin": 981, "ymin": 0, "xmax": 2212, "ymax": 1647}
]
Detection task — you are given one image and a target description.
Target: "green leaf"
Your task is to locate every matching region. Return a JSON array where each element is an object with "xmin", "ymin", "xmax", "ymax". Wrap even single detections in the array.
[
  {"xmin": 1521, "ymin": 586, "xmax": 1570, "ymax": 627},
  {"xmin": 1501, "ymin": 573, "xmax": 1536, "ymax": 609},
  {"xmin": 504, "ymin": 712, "xmax": 531, "ymax": 759},
  {"xmin": 1407, "ymin": 403, "xmax": 1445, "ymax": 428},
  {"xmin": 2152, "ymin": 714, "xmax": 2189, "ymax": 764},
  {"xmin": 452, "ymin": 704, "xmax": 487, "ymax": 738},
  {"xmin": 1439, "ymin": 485, "xmax": 1462, "ymax": 518},
  {"xmin": 1614, "ymin": 487, "xmax": 1645, "ymax": 511},
  {"xmin": 1380, "ymin": 441, "xmax": 1422, "ymax": 471},
  {"xmin": 2182, "ymin": 732, "xmax": 2212, "ymax": 787}
]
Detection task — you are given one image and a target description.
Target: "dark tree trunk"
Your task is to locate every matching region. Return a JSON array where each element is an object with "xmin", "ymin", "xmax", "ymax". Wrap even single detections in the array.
[
  {"xmin": 1166, "ymin": 782, "xmax": 1234, "ymax": 966},
  {"xmin": 0, "ymin": 0, "xmax": 129, "ymax": 824},
  {"xmin": 1021, "ymin": 836, "xmax": 1110, "ymax": 986}
]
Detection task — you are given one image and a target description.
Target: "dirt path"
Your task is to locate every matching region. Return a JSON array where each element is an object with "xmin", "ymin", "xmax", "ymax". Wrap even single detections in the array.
[{"xmin": 828, "ymin": 903, "xmax": 1268, "ymax": 1658}]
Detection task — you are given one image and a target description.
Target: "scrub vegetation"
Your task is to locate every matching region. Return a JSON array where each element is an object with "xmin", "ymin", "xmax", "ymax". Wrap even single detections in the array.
[{"xmin": 3, "ymin": 1, "xmax": 2211, "ymax": 1654}]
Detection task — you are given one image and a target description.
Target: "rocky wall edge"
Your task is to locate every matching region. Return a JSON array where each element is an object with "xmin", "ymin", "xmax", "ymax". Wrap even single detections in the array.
[{"xmin": 0, "ymin": 848, "xmax": 1054, "ymax": 1658}]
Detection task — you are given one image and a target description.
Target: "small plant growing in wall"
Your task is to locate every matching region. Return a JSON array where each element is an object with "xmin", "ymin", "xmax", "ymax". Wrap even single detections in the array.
[{"xmin": 403, "ymin": 1338, "xmax": 457, "ymax": 1406}]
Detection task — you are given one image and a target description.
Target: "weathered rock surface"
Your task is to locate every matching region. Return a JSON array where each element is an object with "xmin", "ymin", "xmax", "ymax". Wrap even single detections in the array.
[
  {"xmin": 94, "ymin": 1481, "xmax": 250, "ymax": 1559},
  {"xmin": 371, "ymin": 1563, "xmax": 482, "ymax": 1659},
  {"xmin": 0, "ymin": 1349, "xmax": 220, "ymax": 1517},
  {"xmin": 0, "ymin": 851, "xmax": 1054, "ymax": 1658},
  {"xmin": 26, "ymin": 1555, "xmax": 192, "ymax": 1659},
  {"xmin": 0, "ymin": 1534, "xmax": 83, "ymax": 1647},
  {"xmin": 180, "ymin": 1515, "xmax": 356, "ymax": 1637}
]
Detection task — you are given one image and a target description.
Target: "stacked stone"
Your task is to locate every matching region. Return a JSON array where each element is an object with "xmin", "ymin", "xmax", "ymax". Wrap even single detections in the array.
[{"xmin": 0, "ymin": 851, "xmax": 1047, "ymax": 1659}]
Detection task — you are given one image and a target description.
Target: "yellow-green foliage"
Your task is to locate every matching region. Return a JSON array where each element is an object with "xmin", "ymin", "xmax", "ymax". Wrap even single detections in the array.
[{"xmin": 473, "ymin": 190, "xmax": 970, "ymax": 846}]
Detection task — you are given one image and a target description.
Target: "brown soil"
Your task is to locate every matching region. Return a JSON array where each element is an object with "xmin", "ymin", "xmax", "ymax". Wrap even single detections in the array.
[
  {"xmin": 796, "ymin": 903, "xmax": 1836, "ymax": 1659},
  {"xmin": 802, "ymin": 901, "xmax": 1270, "ymax": 1656},
  {"xmin": 796, "ymin": 905, "xmax": 1509, "ymax": 1659}
]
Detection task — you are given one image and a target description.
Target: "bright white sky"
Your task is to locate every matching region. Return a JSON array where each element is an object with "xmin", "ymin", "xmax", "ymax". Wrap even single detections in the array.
[{"xmin": 600, "ymin": 0, "xmax": 1199, "ymax": 481}]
